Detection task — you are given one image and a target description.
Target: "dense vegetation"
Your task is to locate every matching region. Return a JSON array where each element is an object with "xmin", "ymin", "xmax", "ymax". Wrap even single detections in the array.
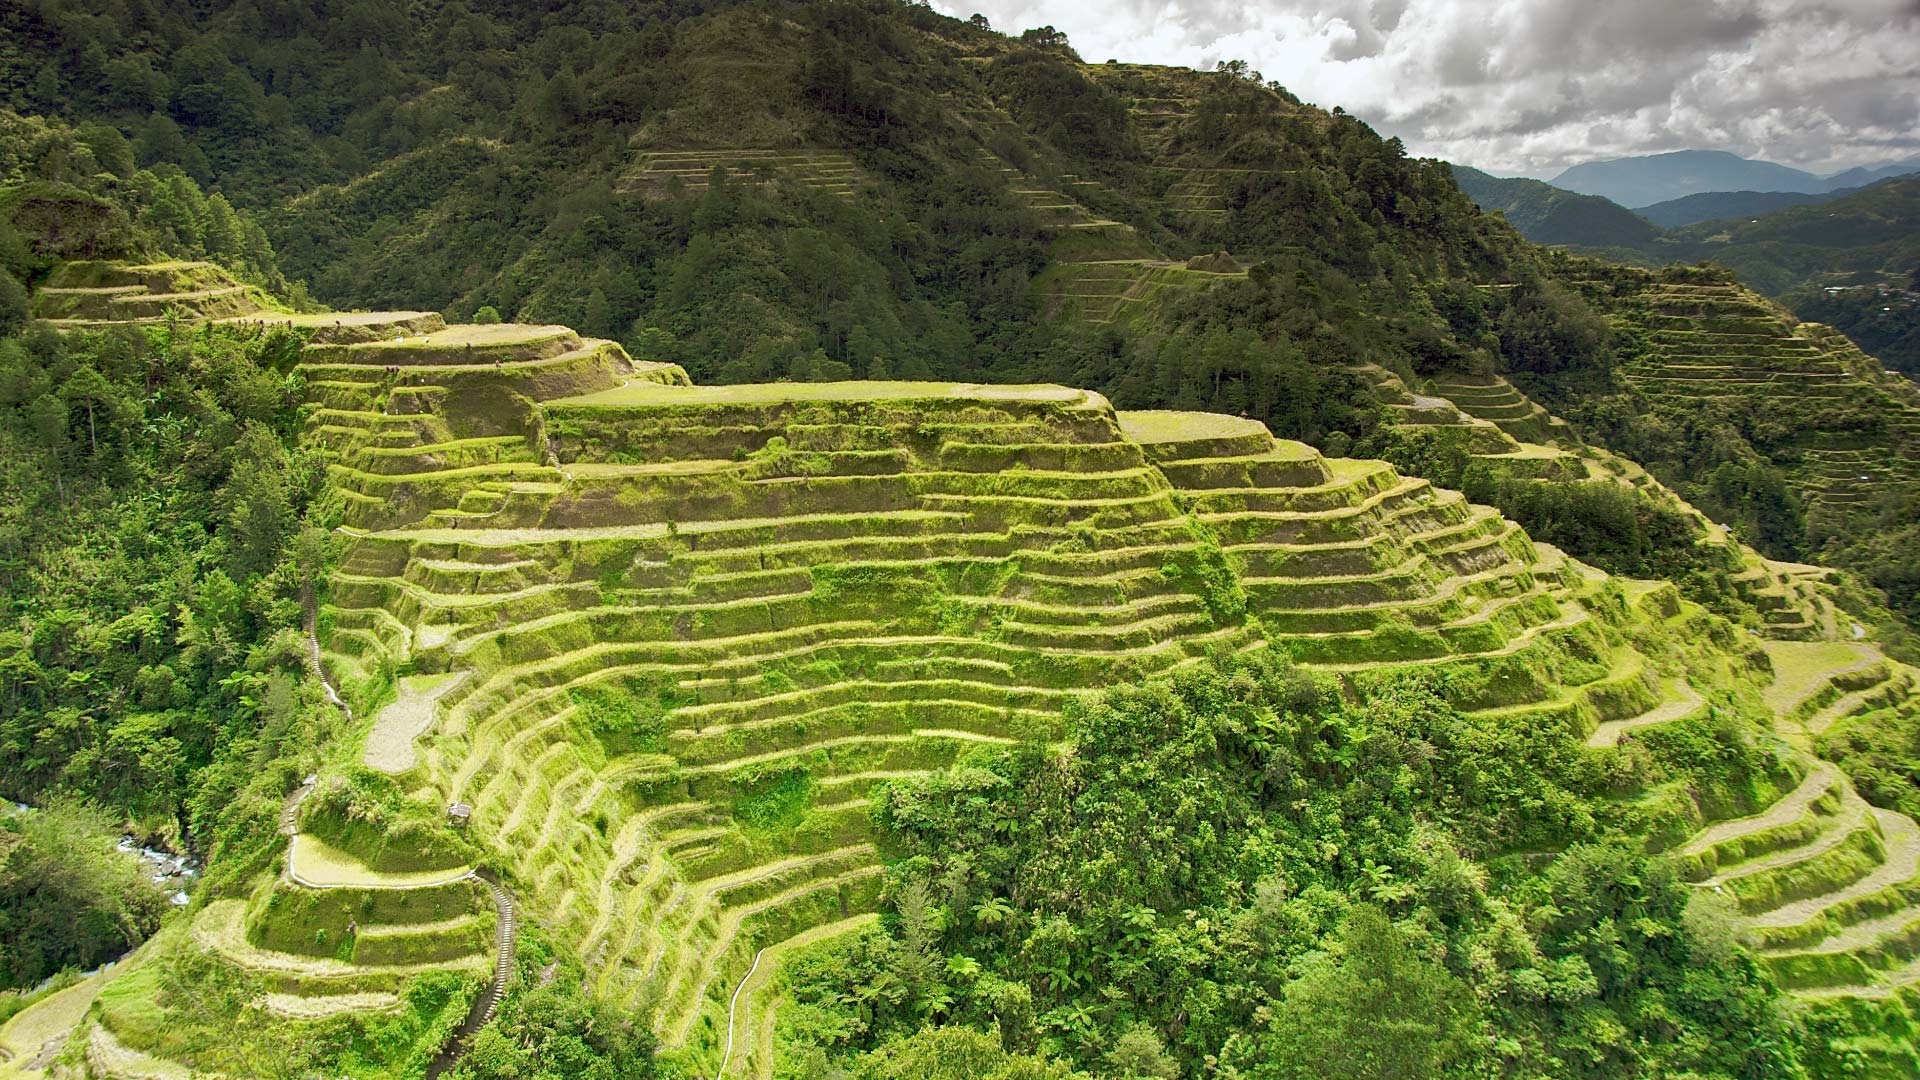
[
  {"xmin": 1635, "ymin": 189, "xmax": 1836, "ymax": 229},
  {"xmin": 1785, "ymin": 281, "xmax": 1920, "ymax": 377},
  {"xmin": 1457, "ymin": 164, "xmax": 1920, "ymax": 374},
  {"xmin": 3, "ymin": 3, "xmax": 1920, "ymax": 1077},
  {"xmin": 1450, "ymin": 166, "xmax": 1659, "ymax": 249},
  {"xmin": 1648, "ymin": 177, "xmax": 1920, "ymax": 298},
  {"xmin": 0, "ymin": 0, "xmax": 1532, "ymax": 432},
  {"xmin": 0, "ymin": 123, "xmax": 345, "ymax": 1000},
  {"xmin": 0, "ymin": 801, "xmax": 168, "ymax": 989},
  {"xmin": 0, "ymin": 311, "xmax": 337, "ymax": 856},
  {"xmin": 772, "ymin": 655, "xmax": 1800, "ymax": 1079}
]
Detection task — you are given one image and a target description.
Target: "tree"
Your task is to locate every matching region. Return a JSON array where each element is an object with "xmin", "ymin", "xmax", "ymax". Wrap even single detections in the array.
[
  {"xmin": 447, "ymin": 980, "xmax": 655, "ymax": 1080},
  {"xmin": 1251, "ymin": 906, "xmax": 1482, "ymax": 1079},
  {"xmin": 1216, "ymin": 59, "xmax": 1265, "ymax": 83},
  {"xmin": 0, "ymin": 273, "xmax": 26, "ymax": 339},
  {"xmin": 59, "ymin": 366, "xmax": 115, "ymax": 456},
  {"xmin": 220, "ymin": 424, "xmax": 295, "ymax": 579},
  {"xmin": 1105, "ymin": 1024, "xmax": 1179, "ymax": 1079},
  {"xmin": 0, "ymin": 800, "xmax": 169, "ymax": 989},
  {"xmin": 1019, "ymin": 26, "xmax": 1072, "ymax": 51},
  {"xmin": 854, "ymin": 1026, "xmax": 1087, "ymax": 1080}
]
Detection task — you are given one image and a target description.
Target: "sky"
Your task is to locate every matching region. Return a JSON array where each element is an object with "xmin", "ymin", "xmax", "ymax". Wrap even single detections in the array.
[{"xmin": 931, "ymin": 0, "xmax": 1920, "ymax": 178}]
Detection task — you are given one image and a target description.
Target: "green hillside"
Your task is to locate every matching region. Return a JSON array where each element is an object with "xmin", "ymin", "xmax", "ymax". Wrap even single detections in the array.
[
  {"xmin": 1649, "ymin": 177, "xmax": 1920, "ymax": 296},
  {"xmin": 7, "ymin": 252, "xmax": 1918, "ymax": 1080},
  {"xmin": 5, "ymin": 3, "xmax": 1920, "ymax": 1079},
  {"xmin": 1451, "ymin": 165, "xmax": 1661, "ymax": 247},
  {"xmin": 1447, "ymin": 167, "xmax": 1920, "ymax": 374},
  {"xmin": 1637, "ymin": 188, "xmax": 1838, "ymax": 229}
]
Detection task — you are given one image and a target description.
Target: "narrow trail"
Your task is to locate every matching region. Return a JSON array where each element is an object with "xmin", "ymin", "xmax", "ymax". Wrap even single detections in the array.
[
  {"xmin": 425, "ymin": 871, "xmax": 521, "ymax": 1079},
  {"xmin": 715, "ymin": 947, "xmax": 767, "ymax": 1079},
  {"xmin": 301, "ymin": 581, "xmax": 352, "ymax": 720},
  {"xmin": 298, "ymin": 578, "xmax": 520, "ymax": 1078}
]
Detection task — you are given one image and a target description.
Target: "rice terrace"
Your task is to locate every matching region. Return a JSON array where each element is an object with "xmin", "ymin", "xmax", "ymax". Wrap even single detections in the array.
[{"xmin": 1, "ymin": 2, "xmax": 1919, "ymax": 1078}]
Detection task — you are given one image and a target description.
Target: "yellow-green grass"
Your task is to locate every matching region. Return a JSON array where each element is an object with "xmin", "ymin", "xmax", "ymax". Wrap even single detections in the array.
[
  {"xmin": 1764, "ymin": 641, "xmax": 1880, "ymax": 717},
  {"xmin": 191, "ymin": 900, "xmax": 488, "ymax": 994},
  {"xmin": 287, "ymin": 833, "xmax": 471, "ymax": 889},
  {"xmin": 361, "ymin": 673, "xmax": 462, "ymax": 774},
  {"xmin": 85, "ymin": 1022, "xmax": 198, "ymax": 1080},
  {"xmin": 554, "ymin": 380, "xmax": 1096, "ymax": 407},
  {"xmin": 0, "ymin": 963, "xmax": 125, "ymax": 1078},
  {"xmin": 1115, "ymin": 409, "xmax": 1270, "ymax": 445}
]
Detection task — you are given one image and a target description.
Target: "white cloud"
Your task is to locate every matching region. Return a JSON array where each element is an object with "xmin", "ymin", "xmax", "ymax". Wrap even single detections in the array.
[{"xmin": 934, "ymin": 0, "xmax": 1920, "ymax": 176}]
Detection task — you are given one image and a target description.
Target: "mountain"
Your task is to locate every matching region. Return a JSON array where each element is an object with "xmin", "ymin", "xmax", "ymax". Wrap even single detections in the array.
[
  {"xmin": 1635, "ymin": 188, "xmax": 1839, "ymax": 228},
  {"xmin": 1451, "ymin": 167, "xmax": 1920, "ymax": 374},
  {"xmin": 1825, "ymin": 156, "xmax": 1920, "ymax": 190},
  {"xmin": 1450, "ymin": 164, "xmax": 1660, "ymax": 246},
  {"xmin": 1553, "ymin": 149, "xmax": 1828, "ymax": 208},
  {"xmin": 1651, "ymin": 174, "xmax": 1920, "ymax": 295}
]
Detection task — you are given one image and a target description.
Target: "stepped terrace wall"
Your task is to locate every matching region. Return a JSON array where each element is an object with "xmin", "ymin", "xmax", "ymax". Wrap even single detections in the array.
[
  {"xmin": 1601, "ymin": 278, "xmax": 1920, "ymax": 513},
  {"xmin": 297, "ymin": 348, "xmax": 1716, "ymax": 1070}
]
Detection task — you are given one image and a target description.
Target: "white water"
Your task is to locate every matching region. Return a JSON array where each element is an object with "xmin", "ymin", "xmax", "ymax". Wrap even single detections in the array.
[{"xmin": 116, "ymin": 836, "xmax": 196, "ymax": 905}]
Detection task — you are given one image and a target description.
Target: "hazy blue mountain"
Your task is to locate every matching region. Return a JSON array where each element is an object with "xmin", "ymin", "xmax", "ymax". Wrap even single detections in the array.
[
  {"xmin": 1637, "ymin": 189, "xmax": 1839, "ymax": 228},
  {"xmin": 1553, "ymin": 149, "xmax": 1827, "ymax": 208},
  {"xmin": 1825, "ymin": 158, "xmax": 1920, "ymax": 190},
  {"xmin": 1450, "ymin": 165, "xmax": 1660, "ymax": 247}
]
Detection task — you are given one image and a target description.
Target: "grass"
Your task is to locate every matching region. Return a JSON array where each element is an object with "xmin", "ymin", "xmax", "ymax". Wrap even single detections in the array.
[
  {"xmin": 0, "ymin": 964, "xmax": 123, "ymax": 1078},
  {"xmin": 65, "ymin": 292, "xmax": 1920, "ymax": 1071},
  {"xmin": 288, "ymin": 834, "xmax": 471, "ymax": 889},
  {"xmin": 1764, "ymin": 640, "xmax": 1880, "ymax": 716},
  {"xmin": 553, "ymin": 380, "xmax": 1091, "ymax": 407},
  {"xmin": 361, "ymin": 673, "xmax": 459, "ymax": 774},
  {"xmin": 1115, "ymin": 409, "xmax": 1270, "ymax": 444}
]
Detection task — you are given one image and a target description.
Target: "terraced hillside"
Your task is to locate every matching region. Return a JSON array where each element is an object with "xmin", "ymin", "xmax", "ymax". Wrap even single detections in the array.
[
  {"xmin": 29, "ymin": 259, "xmax": 274, "ymax": 330},
  {"xmin": 956, "ymin": 143, "xmax": 1251, "ymax": 328},
  {"xmin": 1686, "ymin": 639, "xmax": 1920, "ymax": 1073},
  {"xmin": 24, "ymin": 261, "xmax": 1920, "ymax": 1077},
  {"xmin": 1596, "ymin": 276, "xmax": 1920, "ymax": 514},
  {"xmin": 294, "ymin": 324, "xmax": 1909, "ymax": 1072},
  {"xmin": 1357, "ymin": 358, "xmax": 1851, "ymax": 641},
  {"xmin": 618, "ymin": 149, "xmax": 864, "ymax": 199},
  {"xmin": 310, "ymin": 347, "xmax": 1696, "ymax": 1075}
]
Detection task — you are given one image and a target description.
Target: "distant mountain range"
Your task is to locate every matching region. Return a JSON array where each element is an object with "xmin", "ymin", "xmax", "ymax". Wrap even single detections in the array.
[
  {"xmin": 1452, "ymin": 170, "xmax": 1918, "ymax": 293},
  {"xmin": 1547, "ymin": 149, "xmax": 1920, "ymax": 209},
  {"xmin": 1635, "ymin": 189, "xmax": 1837, "ymax": 229}
]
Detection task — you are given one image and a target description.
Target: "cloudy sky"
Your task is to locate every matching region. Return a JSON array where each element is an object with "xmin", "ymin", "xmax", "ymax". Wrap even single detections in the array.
[{"xmin": 932, "ymin": 0, "xmax": 1920, "ymax": 177}]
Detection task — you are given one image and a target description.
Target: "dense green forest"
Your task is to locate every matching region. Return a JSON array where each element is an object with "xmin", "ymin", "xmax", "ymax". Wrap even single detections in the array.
[
  {"xmin": 774, "ymin": 655, "xmax": 1802, "ymax": 1079},
  {"xmin": 0, "ymin": 0, "xmax": 1533, "ymax": 417},
  {"xmin": 1785, "ymin": 280, "xmax": 1920, "ymax": 377},
  {"xmin": 1449, "ymin": 165, "xmax": 1660, "ymax": 249},
  {"xmin": 0, "ymin": 112, "xmax": 342, "ymax": 989}
]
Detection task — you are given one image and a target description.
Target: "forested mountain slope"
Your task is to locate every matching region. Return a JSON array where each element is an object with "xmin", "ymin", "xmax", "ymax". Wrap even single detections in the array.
[
  {"xmin": 1450, "ymin": 166, "xmax": 1920, "ymax": 376},
  {"xmin": 1450, "ymin": 165, "xmax": 1661, "ymax": 247},
  {"xmin": 5, "ymin": 2, "xmax": 1920, "ymax": 1079}
]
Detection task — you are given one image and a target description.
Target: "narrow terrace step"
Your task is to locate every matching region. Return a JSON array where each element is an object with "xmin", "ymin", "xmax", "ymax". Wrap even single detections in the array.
[{"xmin": 1588, "ymin": 680, "xmax": 1709, "ymax": 747}]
